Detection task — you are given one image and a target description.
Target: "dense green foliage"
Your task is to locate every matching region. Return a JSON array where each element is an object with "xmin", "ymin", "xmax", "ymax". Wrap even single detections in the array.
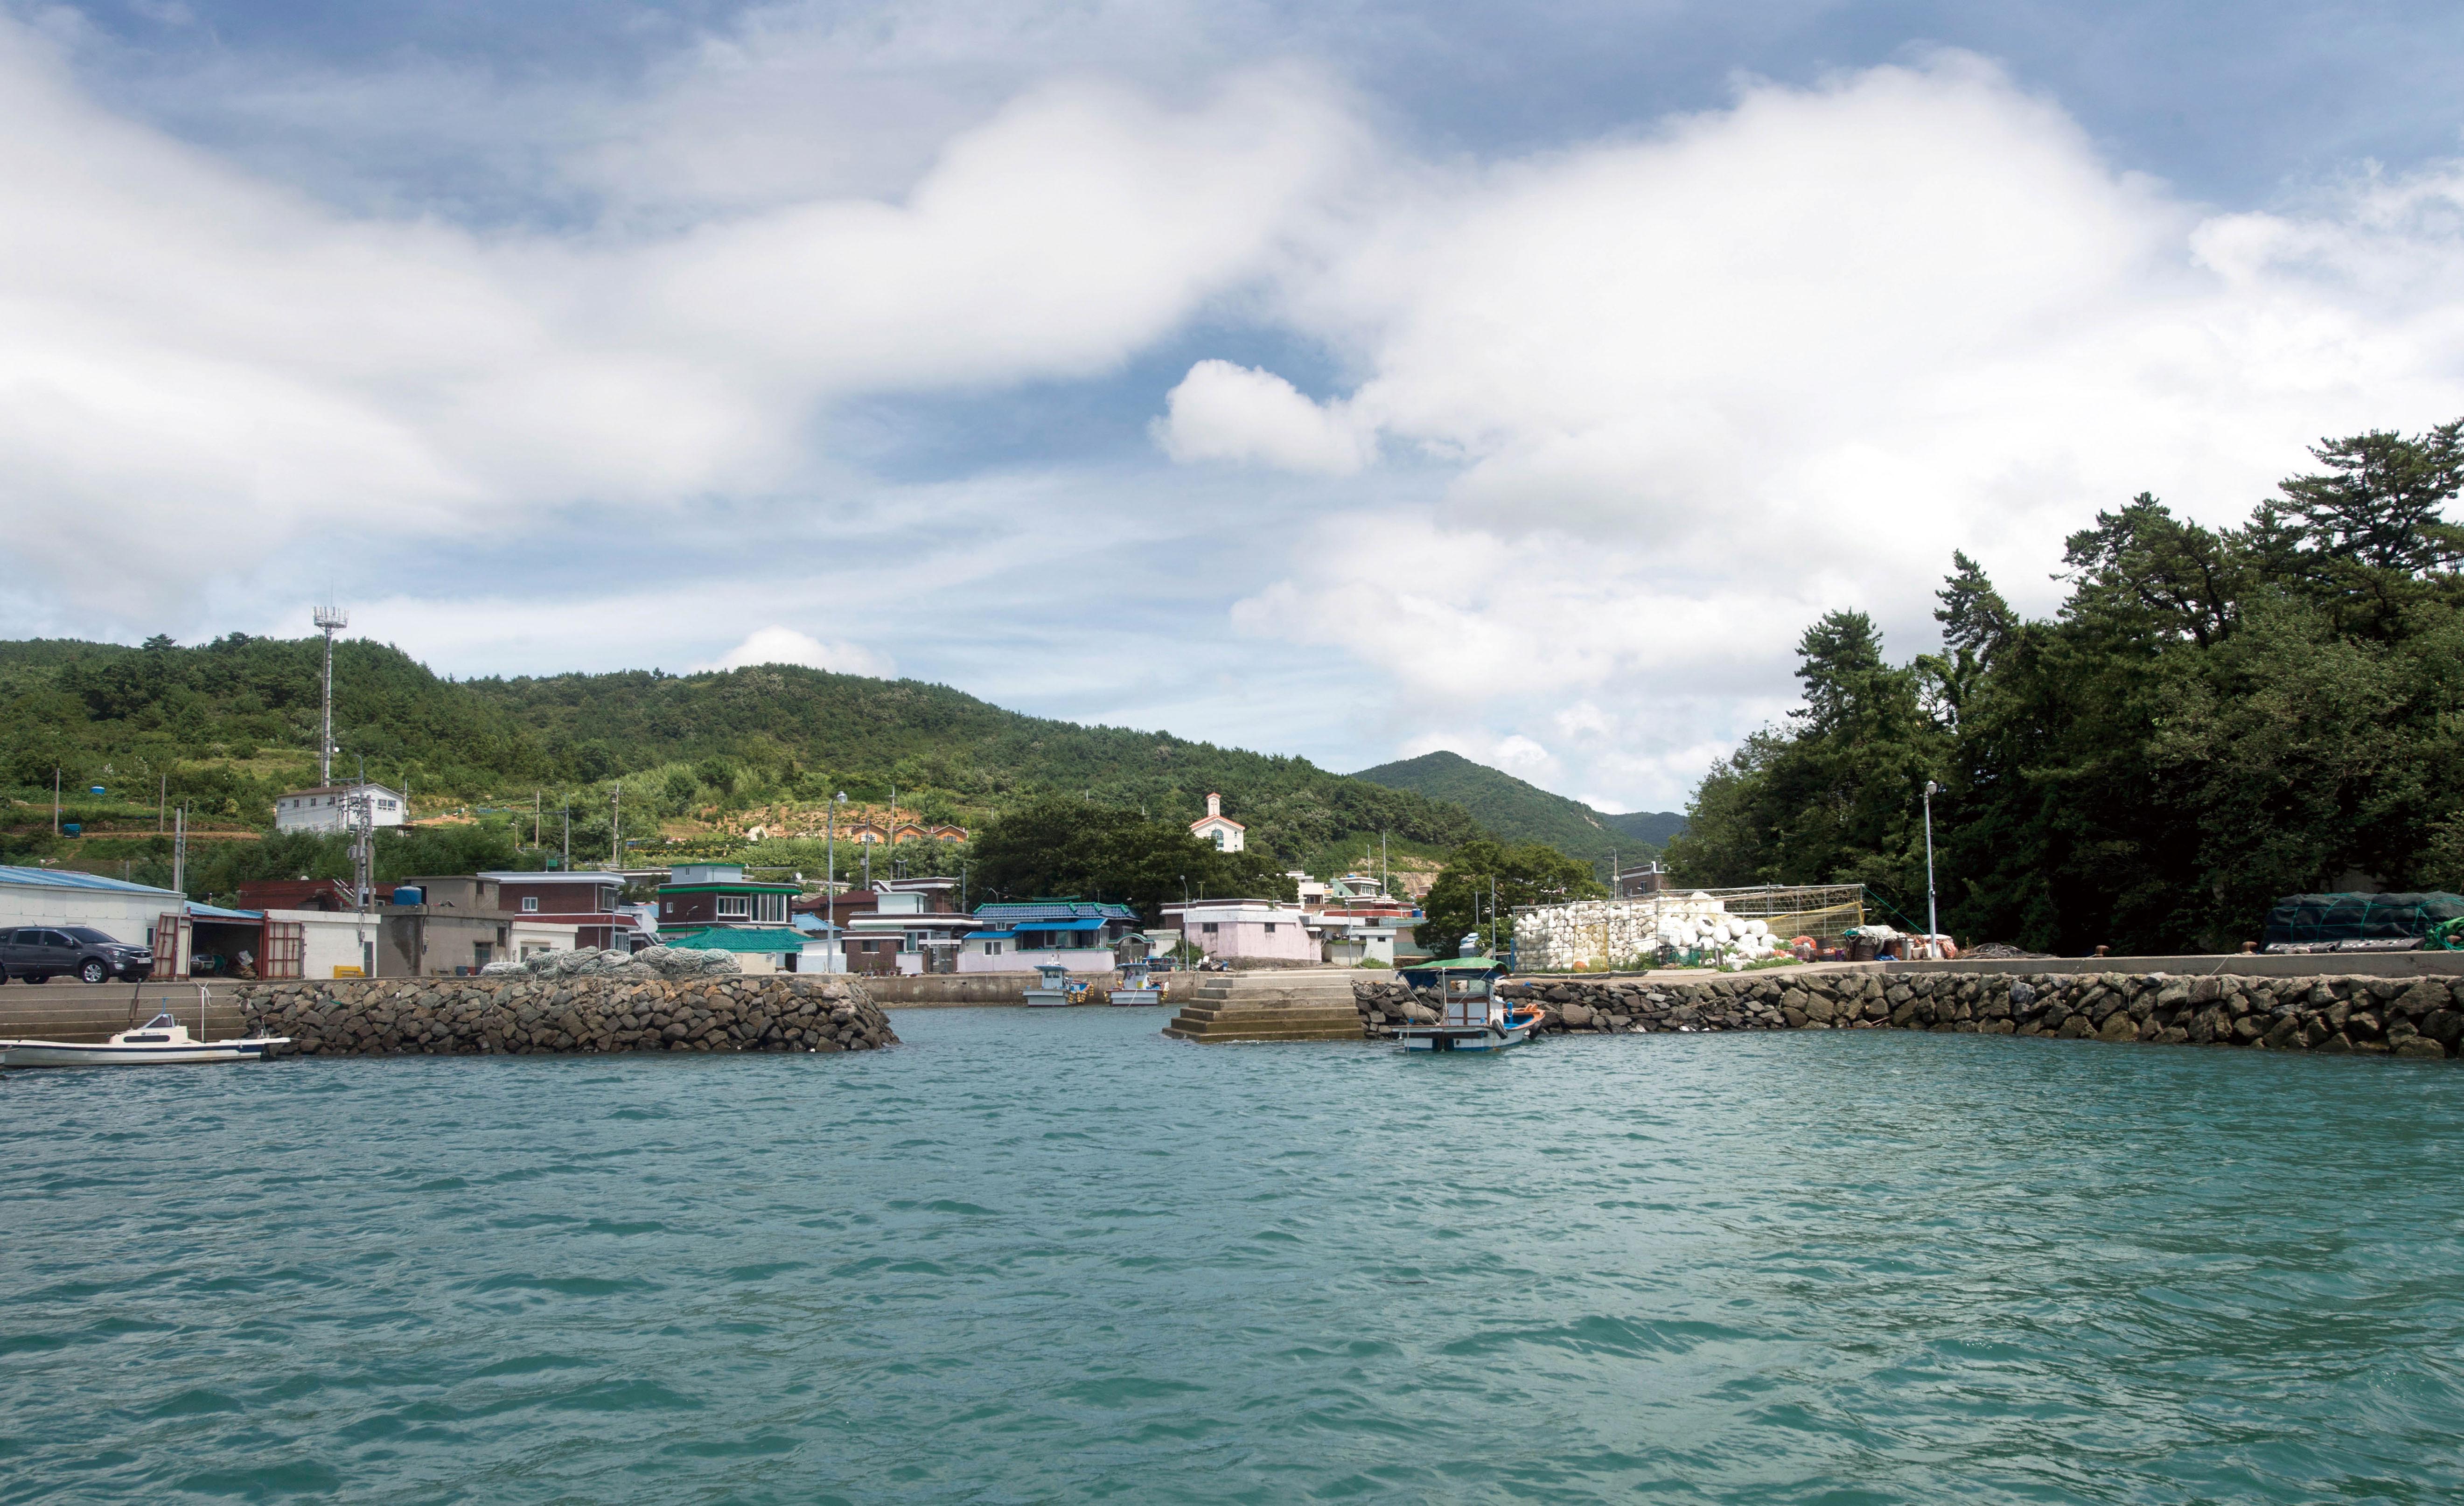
[
  {"xmin": 1665, "ymin": 420, "xmax": 2464, "ymax": 955},
  {"xmin": 968, "ymin": 800, "xmax": 1295, "ymax": 922},
  {"xmin": 1350, "ymin": 750, "xmax": 1682, "ymax": 869},
  {"xmin": 1417, "ymin": 838, "xmax": 1608, "ymax": 957},
  {"xmin": 0, "ymin": 639, "xmax": 1487, "ymax": 866}
]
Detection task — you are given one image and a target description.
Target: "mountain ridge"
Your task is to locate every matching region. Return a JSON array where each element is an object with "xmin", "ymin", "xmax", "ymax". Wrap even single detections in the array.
[
  {"xmin": 1349, "ymin": 750, "xmax": 1685, "ymax": 869},
  {"xmin": 0, "ymin": 634, "xmax": 1493, "ymax": 869}
]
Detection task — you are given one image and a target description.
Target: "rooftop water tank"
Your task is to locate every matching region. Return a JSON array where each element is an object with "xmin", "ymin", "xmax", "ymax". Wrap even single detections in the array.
[{"xmin": 391, "ymin": 885, "xmax": 424, "ymax": 906}]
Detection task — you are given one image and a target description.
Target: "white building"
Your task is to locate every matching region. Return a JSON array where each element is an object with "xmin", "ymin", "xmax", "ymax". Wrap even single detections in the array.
[
  {"xmin": 0, "ymin": 865, "xmax": 187, "ymax": 949},
  {"xmin": 1189, "ymin": 791, "xmax": 1246, "ymax": 853},
  {"xmin": 273, "ymin": 783, "xmax": 408, "ymax": 834}
]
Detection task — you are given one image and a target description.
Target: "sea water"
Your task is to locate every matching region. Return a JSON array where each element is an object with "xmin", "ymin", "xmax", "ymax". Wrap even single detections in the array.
[{"xmin": 4, "ymin": 1007, "xmax": 2460, "ymax": 1502}]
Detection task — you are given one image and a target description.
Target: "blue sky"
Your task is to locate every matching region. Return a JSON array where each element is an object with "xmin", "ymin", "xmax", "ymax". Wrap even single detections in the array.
[{"xmin": 7, "ymin": 1, "xmax": 2464, "ymax": 810}]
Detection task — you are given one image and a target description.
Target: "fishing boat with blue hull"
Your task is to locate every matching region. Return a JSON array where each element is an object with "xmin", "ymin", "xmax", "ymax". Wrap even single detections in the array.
[
  {"xmin": 1392, "ymin": 957, "xmax": 1543, "ymax": 1052},
  {"xmin": 4, "ymin": 988, "xmax": 290, "ymax": 1068}
]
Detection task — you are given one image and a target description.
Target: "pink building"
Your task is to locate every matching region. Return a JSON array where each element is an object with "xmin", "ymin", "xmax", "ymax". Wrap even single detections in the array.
[{"xmin": 1162, "ymin": 899, "xmax": 1316, "ymax": 962}]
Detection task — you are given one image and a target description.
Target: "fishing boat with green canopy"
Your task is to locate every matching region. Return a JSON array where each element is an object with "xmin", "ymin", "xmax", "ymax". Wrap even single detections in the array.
[{"xmin": 1392, "ymin": 956, "xmax": 1543, "ymax": 1053}]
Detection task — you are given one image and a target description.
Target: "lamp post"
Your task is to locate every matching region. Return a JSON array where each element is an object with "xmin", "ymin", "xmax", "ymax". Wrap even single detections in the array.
[
  {"xmin": 826, "ymin": 790, "xmax": 845, "ymax": 906},
  {"xmin": 1923, "ymin": 780, "xmax": 1941, "ymax": 954}
]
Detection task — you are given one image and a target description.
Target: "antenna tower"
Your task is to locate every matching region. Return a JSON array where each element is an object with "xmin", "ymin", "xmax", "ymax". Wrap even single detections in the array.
[{"xmin": 313, "ymin": 604, "xmax": 348, "ymax": 786}]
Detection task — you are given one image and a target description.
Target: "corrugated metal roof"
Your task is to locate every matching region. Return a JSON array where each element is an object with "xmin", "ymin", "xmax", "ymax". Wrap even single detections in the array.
[
  {"xmin": 0, "ymin": 864, "xmax": 184, "ymax": 899},
  {"xmin": 188, "ymin": 903, "xmax": 265, "ymax": 920},
  {"xmin": 661, "ymin": 926, "xmax": 814, "ymax": 952},
  {"xmin": 972, "ymin": 901, "xmax": 1138, "ymax": 922}
]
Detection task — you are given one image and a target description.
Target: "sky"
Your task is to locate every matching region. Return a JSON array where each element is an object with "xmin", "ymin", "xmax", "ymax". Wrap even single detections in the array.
[{"xmin": 7, "ymin": 1, "xmax": 2464, "ymax": 813}]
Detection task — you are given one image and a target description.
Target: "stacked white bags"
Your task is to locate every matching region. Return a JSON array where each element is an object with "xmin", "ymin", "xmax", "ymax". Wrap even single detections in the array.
[{"xmin": 1514, "ymin": 893, "xmax": 1788, "ymax": 971}]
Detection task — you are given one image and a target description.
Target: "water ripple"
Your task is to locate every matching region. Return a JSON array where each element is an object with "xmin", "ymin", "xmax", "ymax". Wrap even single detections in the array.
[{"xmin": 4, "ymin": 1012, "xmax": 2461, "ymax": 1501}]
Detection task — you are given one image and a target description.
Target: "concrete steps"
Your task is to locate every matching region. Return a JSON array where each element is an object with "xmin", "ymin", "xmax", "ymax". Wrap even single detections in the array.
[{"xmin": 1163, "ymin": 970, "xmax": 1368, "ymax": 1042}]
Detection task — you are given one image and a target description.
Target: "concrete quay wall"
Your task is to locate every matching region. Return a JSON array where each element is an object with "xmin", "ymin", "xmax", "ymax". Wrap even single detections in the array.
[
  {"xmin": 1353, "ymin": 967, "xmax": 2463, "ymax": 1058},
  {"xmin": 238, "ymin": 974, "xmax": 897, "ymax": 1056},
  {"xmin": 863, "ymin": 971, "xmax": 1210, "ymax": 1008}
]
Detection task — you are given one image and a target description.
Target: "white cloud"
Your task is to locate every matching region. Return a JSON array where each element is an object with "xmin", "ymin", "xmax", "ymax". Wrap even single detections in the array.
[
  {"xmin": 15, "ymin": 23, "xmax": 2464, "ymax": 819},
  {"xmin": 705, "ymin": 626, "xmax": 895, "ymax": 678},
  {"xmin": 1153, "ymin": 359, "xmax": 1375, "ymax": 474},
  {"xmin": 1215, "ymin": 55, "xmax": 2464, "ymax": 808},
  {"xmin": 0, "ymin": 21, "xmax": 1358, "ymax": 603}
]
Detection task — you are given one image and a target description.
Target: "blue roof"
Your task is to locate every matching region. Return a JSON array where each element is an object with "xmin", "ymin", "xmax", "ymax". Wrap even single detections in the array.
[
  {"xmin": 999, "ymin": 916, "xmax": 1108, "ymax": 932},
  {"xmin": 973, "ymin": 901, "xmax": 1137, "ymax": 922},
  {"xmin": 188, "ymin": 903, "xmax": 264, "ymax": 920},
  {"xmin": 0, "ymin": 864, "xmax": 184, "ymax": 898}
]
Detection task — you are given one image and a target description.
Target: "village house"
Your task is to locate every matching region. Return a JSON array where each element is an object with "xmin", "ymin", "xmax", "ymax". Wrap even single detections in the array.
[
  {"xmin": 959, "ymin": 900, "xmax": 1140, "ymax": 974},
  {"xmin": 1160, "ymin": 898, "xmax": 1316, "ymax": 964},
  {"xmin": 478, "ymin": 870, "xmax": 639, "ymax": 951},
  {"xmin": 1189, "ymin": 791, "xmax": 1245, "ymax": 852},
  {"xmin": 1300, "ymin": 874, "xmax": 1423, "ymax": 965},
  {"xmin": 839, "ymin": 878, "xmax": 971, "ymax": 975},
  {"xmin": 652, "ymin": 862, "xmax": 808, "ymax": 973},
  {"xmin": 272, "ymin": 782, "xmax": 408, "ymax": 834}
]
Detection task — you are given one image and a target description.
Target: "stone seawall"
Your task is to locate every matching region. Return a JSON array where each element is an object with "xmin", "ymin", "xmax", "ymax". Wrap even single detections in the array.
[
  {"xmin": 1353, "ymin": 969, "xmax": 2461, "ymax": 1058},
  {"xmin": 238, "ymin": 975, "xmax": 897, "ymax": 1056}
]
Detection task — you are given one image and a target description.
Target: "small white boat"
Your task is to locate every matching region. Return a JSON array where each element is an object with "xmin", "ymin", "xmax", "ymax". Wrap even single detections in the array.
[
  {"xmin": 1109, "ymin": 961, "xmax": 1166, "ymax": 1006},
  {"xmin": 1394, "ymin": 962, "xmax": 1543, "ymax": 1053},
  {"xmin": 3, "ymin": 1001, "xmax": 291, "ymax": 1069},
  {"xmin": 1022, "ymin": 962, "xmax": 1079, "ymax": 1008}
]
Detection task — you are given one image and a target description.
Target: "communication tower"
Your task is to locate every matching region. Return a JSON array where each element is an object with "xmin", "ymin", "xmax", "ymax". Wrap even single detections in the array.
[{"xmin": 313, "ymin": 604, "xmax": 348, "ymax": 786}]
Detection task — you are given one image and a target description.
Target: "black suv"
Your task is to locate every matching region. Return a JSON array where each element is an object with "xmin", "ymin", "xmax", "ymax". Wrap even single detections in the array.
[{"xmin": 0, "ymin": 926, "xmax": 156, "ymax": 984}]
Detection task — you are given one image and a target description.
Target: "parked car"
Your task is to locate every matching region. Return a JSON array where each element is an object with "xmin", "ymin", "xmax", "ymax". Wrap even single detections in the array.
[{"xmin": 0, "ymin": 926, "xmax": 156, "ymax": 983}]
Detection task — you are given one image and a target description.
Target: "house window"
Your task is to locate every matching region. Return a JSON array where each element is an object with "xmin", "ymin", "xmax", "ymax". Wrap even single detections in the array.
[
  {"xmin": 474, "ymin": 942, "xmax": 493, "ymax": 966},
  {"xmin": 985, "ymin": 941, "xmax": 1005, "ymax": 956},
  {"xmin": 1264, "ymin": 923, "xmax": 1277, "ymax": 934},
  {"xmin": 717, "ymin": 896, "xmax": 750, "ymax": 919},
  {"xmin": 1203, "ymin": 922, "xmax": 1219, "ymax": 934},
  {"xmin": 862, "ymin": 940, "xmax": 880, "ymax": 953},
  {"xmin": 522, "ymin": 896, "xmax": 539, "ymax": 913}
]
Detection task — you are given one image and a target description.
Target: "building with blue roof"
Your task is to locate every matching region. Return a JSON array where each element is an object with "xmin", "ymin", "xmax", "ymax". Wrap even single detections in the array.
[{"xmin": 958, "ymin": 900, "xmax": 1143, "ymax": 975}]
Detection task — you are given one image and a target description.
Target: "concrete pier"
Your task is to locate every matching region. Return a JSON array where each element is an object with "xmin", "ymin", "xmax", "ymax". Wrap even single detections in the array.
[{"xmin": 1163, "ymin": 969, "xmax": 1383, "ymax": 1042}]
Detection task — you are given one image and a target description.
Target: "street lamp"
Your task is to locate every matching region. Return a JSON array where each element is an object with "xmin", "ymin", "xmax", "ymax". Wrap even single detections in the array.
[
  {"xmin": 1923, "ymin": 780, "xmax": 1941, "ymax": 954},
  {"xmin": 826, "ymin": 790, "xmax": 846, "ymax": 902}
]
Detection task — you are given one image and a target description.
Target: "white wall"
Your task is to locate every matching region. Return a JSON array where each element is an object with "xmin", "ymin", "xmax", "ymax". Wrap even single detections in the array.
[
  {"xmin": 263, "ymin": 909, "xmax": 376, "ymax": 978},
  {"xmin": 0, "ymin": 885, "xmax": 180, "ymax": 947}
]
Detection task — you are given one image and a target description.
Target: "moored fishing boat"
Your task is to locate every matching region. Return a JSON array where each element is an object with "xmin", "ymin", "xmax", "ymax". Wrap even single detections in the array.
[
  {"xmin": 1022, "ymin": 962, "xmax": 1080, "ymax": 1007},
  {"xmin": 1392, "ymin": 958, "xmax": 1542, "ymax": 1053},
  {"xmin": 4, "ymin": 1010, "xmax": 291, "ymax": 1068},
  {"xmin": 1109, "ymin": 960, "xmax": 1166, "ymax": 1005}
]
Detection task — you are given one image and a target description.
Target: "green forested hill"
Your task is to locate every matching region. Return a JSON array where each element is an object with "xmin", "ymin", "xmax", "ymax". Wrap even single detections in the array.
[
  {"xmin": 1349, "ymin": 750, "xmax": 1684, "ymax": 868},
  {"xmin": 0, "ymin": 634, "xmax": 1485, "ymax": 866},
  {"xmin": 1666, "ymin": 418, "xmax": 2464, "ymax": 954},
  {"xmin": 1602, "ymin": 810, "xmax": 1689, "ymax": 849}
]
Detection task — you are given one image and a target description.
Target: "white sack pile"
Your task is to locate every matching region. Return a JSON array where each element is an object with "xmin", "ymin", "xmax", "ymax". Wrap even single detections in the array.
[{"xmin": 1515, "ymin": 893, "xmax": 1787, "ymax": 972}]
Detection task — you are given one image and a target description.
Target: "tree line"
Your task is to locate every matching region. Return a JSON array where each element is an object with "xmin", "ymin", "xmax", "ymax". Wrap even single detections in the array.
[{"xmin": 1663, "ymin": 419, "xmax": 2464, "ymax": 955}]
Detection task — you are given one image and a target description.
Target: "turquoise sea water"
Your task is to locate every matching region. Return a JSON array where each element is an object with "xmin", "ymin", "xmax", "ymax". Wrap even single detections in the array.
[{"xmin": 4, "ymin": 1007, "xmax": 2462, "ymax": 1503}]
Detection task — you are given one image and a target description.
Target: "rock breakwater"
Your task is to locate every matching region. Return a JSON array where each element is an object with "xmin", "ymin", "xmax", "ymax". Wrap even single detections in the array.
[
  {"xmin": 1354, "ymin": 969, "xmax": 2460, "ymax": 1058},
  {"xmin": 239, "ymin": 975, "xmax": 896, "ymax": 1057}
]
